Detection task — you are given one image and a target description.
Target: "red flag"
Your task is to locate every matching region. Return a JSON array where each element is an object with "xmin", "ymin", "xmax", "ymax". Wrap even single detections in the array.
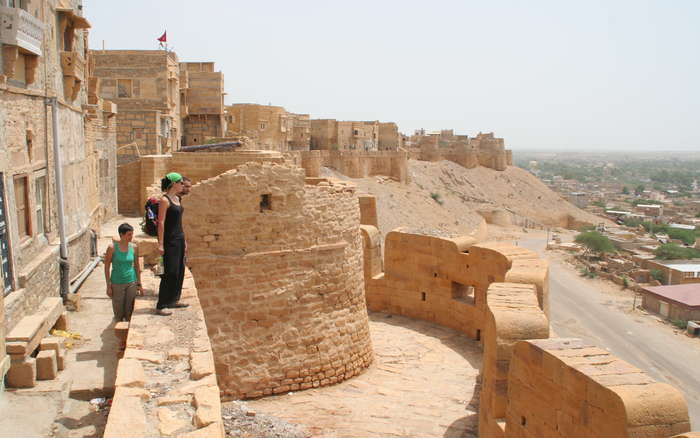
[{"xmin": 157, "ymin": 31, "xmax": 167, "ymax": 43}]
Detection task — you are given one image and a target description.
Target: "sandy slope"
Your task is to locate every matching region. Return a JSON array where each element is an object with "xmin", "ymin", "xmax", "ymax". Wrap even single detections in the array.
[{"xmin": 321, "ymin": 160, "xmax": 601, "ymax": 239}]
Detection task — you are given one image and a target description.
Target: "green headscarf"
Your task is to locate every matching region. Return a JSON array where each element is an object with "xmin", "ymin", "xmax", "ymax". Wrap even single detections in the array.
[{"xmin": 165, "ymin": 172, "xmax": 182, "ymax": 189}]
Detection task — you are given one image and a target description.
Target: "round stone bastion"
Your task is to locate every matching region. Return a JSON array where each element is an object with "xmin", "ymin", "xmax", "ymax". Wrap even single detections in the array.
[{"xmin": 183, "ymin": 162, "xmax": 373, "ymax": 399}]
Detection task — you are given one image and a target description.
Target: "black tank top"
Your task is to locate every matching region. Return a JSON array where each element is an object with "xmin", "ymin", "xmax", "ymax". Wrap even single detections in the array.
[{"xmin": 163, "ymin": 195, "xmax": 184, "ymax": 240}]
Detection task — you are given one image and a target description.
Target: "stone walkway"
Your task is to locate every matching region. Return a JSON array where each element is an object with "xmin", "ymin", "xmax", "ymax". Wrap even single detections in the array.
[
  {"xmin": 241, "ymin": 312, "xmax": 482, "ymax": 438},
  {"xmin": 0, "ymin": 216, "xmax": 144, "ymax": 438}
]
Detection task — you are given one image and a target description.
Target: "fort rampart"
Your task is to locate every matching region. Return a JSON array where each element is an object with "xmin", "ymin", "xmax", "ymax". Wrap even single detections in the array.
[
  {"xmin": 296, "ymin": 149, "xmax": 409, "ymax": 183},
  {"xmin": 183, "ymin": 163, "xmax": 373, "ymax": 400},
  {"xmin": 359, "ymin": 222, "xmax": 692, "ymax": 437},
  {"xmin": 104, "ymin": 268, "xmax": 225, "ymax": 438}
]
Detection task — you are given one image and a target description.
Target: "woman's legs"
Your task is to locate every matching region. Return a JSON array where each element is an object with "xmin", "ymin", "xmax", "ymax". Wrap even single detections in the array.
[
  {"xmin": 123, "ymin": 282, "xmax": 138, "ymax": 321},
  {"xmin": 156, "ymin": 237, "xmax": 185, "ymax": 309},
  {"xmin": 111, "ymin": 283, "xmax": 127, "ymax": 320}
]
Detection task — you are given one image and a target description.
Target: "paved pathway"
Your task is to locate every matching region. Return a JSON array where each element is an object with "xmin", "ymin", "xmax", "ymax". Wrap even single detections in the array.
[
  {"xmin": 0, "ymin": 216, "xmax": 146, "ymax": 437},
  {"xmin": 242, "ymin": 312, "xmax": 481, "ymax": 438}
]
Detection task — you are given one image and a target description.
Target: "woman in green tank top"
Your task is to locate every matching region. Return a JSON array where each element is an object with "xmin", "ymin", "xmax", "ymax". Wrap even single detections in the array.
[{"xmin": 104, "ymin": 223, "xmax": 142, "ymax": 321}]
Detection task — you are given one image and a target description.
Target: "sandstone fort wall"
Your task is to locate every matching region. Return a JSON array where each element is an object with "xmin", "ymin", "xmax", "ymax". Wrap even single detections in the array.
[
  {"xmin": 183, "ymin": 163, "xmax": 373, "ymax": 399},
  {"xmin": 363, "ymin": 232, "xmax": 549, "ymax": 341},
  {"xmin": 359, "ymin": 226, "xmax": 691, "ymax": 437},
  {"xmin": 296, "ymin": 149, "xmax": 409, "ymax": 183},
  {"xmin": 116, "ymin": 151, "xmax": 285, "ymax": 215}
]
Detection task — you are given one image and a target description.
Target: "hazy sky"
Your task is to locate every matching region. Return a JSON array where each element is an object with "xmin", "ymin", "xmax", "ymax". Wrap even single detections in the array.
[{"xmin": 87, "ymin": 1, "xmax": 699, "ymax": 150}]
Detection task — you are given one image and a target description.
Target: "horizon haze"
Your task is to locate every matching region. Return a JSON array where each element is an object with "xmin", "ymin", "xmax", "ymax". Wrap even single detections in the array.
[{"xmin": 87, "ymin": 0, "xmax": 700, "ymax": 151}]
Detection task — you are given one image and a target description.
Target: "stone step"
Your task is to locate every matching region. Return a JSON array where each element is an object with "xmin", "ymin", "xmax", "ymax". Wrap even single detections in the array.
[{"xmin": 6, "ymin": 297, "xmax": 65, "ymax": 357}]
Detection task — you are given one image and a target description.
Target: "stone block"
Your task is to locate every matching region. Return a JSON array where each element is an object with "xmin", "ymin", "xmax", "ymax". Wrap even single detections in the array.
[
  {"xmin": 124, "ymin": 349, "xmax": 164, "ymax": 364},
  {"xmin": 193, "ymin": 385, "xmax": 222, "ymax": 427},
  {"xmin": 56, "ymin": 349, "xmax": 66, "ymax": 371},
  {"xmin": 177, "ymin": 421, "xmax": 224, "ymax": 438},
  {"xmin": 190, "ymin": 351, "xmax": 214, "ymax": 380},
  {"xmin": 40, "ymin": 336, "xmax": 65, "ymax": 355},
  {"xmin": 6, "ymin": 357, "xmax": 36, "ymax": 388},
  {"xmin": 114, "ymin": 321, "xmax": 129, "ymax": 344},
  {"xmin": 102, "ymin": 388, "xmax": 147, "ymax": 438},
  {"xmin": 6, "ymin": 315, "xmax": 43, "ymax": 342},
  {"xmin": 114, "ymin": 358, "xmax": 146, "ymax": 388},
  {"xmin": 36, "ymin": 349, "xmax": 58, "ymax": 380},
  {"xmin": 168, "ymin": 347, "xmax": 190, "ymax": 360},
  {"xmin": 158, "ymin": 407, "xmax": 188, "ymax": 435}
]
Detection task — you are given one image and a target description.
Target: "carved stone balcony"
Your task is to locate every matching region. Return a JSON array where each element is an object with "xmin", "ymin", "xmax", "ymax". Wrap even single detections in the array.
[
  {"xmin": 60, "ymin": 50, "xmax": 85, "ymax": 101},
  {"xmin": 0, "ymin": 7, "xmax": 44, "ymax": 56}
]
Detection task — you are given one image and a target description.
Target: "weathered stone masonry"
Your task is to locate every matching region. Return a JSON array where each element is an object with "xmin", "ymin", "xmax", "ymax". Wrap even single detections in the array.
[{"xmin": 184, "ymin": 162, "xmax": 373, "ymax": 399}]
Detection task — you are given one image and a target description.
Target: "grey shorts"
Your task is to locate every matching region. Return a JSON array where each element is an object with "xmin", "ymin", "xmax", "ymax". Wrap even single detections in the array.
[{"xmin": 111, "ymin": 281, "xmax": 138, "ymax": 321}]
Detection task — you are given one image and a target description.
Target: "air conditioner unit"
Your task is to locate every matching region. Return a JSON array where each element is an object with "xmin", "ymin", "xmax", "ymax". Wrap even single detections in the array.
[{"xmin": 687, "ymin": 321, "xmax": 700, "ymax": 337}]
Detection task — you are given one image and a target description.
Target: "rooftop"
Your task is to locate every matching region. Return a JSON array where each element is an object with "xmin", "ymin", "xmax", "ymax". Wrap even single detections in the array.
[
  {"xmin": 642, "ymin": 283, "xmax": 700, "ymax": 307},
  {"xmin": 661, "ymin": 263, "xmax": 700, "ymax": 273}
]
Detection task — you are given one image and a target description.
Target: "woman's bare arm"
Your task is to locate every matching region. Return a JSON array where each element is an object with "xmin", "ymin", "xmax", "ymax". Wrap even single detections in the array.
[{"xmin": 157, "ymin": 196, "xmax": 169, "ymax": 254}]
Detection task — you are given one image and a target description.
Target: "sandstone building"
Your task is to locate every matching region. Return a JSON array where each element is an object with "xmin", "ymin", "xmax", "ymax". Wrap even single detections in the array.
[
  {"xmin": 310, "ymin": 119, "xmax": 402, "ymax": 151},
  {"xmin": 378, "ymin": 122, "xmax": 403, "ymax": 150},
  {"xmin": 92, "ymin": 49, "xmax": 181, "ymax": 157},
  {"xmin": 225, "ymin": 103, "xmax": 310, "ymax": 151},
  {"xmin": 180, "ymin": 61, "xmax": 226, "ymax": 146},
  {"xmin": 0, "ymin": 0, "xmax": 117, "ymax": 383},
  {"xmin": 409, "ymin": 130, "xmax": 512, "ymax": 171}
]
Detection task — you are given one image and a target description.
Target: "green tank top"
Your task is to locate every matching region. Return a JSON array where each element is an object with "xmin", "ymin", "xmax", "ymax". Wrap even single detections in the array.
[{"xmin": 110, "ymin": 242, "xmax": 136, "ymax": 284}]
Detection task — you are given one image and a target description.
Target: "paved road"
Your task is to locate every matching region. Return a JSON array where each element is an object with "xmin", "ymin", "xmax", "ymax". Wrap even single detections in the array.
[{"xmin": 520, "ymin": 237, "xmax": 700, "ymax": 426}]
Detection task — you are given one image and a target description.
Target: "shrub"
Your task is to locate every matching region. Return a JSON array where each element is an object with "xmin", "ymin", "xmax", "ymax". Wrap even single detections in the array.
[
  {"xmin": 430, "ymin": 192, "xmax": 443, "ymax": 205},
  {"xmin": 654, "ymin": 243, "xmax": 700, "ymax": 260},
  {"xmin": 622, "ymin": 277, "xmax": 629, "ymax": 288},
  {"xmin": 666, "ymin": 228, "xmax": 697, "ymax": 246},
  {"xmin": 650, "ymin": 269, "xmax": 666, "ymax": 284},
  {"xmin": 578, "ymin": 267, "xmax": 597, "ymax": 279},
  {"xmin": 671, "ymin": 319, "xmax": 688, "ymax": 330},
  {"xmin": 575, "ymin": 231, "xmax": 616, "ymax": 255}
]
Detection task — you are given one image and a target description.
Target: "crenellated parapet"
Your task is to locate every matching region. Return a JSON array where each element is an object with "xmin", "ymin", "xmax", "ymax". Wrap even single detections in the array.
[{"xmin": 358, "ymin": 224, "xmax": 693, "ymax": 437}]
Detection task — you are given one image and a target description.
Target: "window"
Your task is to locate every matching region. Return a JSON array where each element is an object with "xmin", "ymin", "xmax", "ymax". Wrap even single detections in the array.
[
  {"xmin": 259, "ymin": 194, "xmax": 271, "ymax": 212},
  {"xmin": 353, "ymin": 129, "xmax": 359, "ymax": 136},
  {"xmin": 99, "ymin": 158, "xmax": 109, "ymax": 178},
  {"xmin": 13, "ymin": 175, "xmax": 30, "ymax": 238},
  {"xmin": 35, "ymin": 175, "xmax": 46, "ymax": 235},
  {"xmin": 100, "ymin": 79, "xmax": 117, "ymax": 99},
  {"xmin": 1, "ymin": 173, "xmax": 14, "ymax": 294},
  {"xmin": 260, "ymin": 122, "xmax": 267, "ymax": 130},
  {"xmin": 26, "ymin": 130, "xmax": 34, "ymax": 161},
  {"xmin": 452, "ymin": 282, "xmax": 475, "ymax": 305},
  {"xmin": 117, "ymin": 79, "xmax": 132, "ymax": 98},
  {"xmin": 15, "ymin": 52, "xmax": 26, "ymax": 83},
  {"xmin": 8, "ymin": 0, "xmax": 27, "ymax": 9}
]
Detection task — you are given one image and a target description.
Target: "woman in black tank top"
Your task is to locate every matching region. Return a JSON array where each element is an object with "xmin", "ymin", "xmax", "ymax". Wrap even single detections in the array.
[{"xmin": 155, "ymin": 172, "xmax": 188, "ymax": 315}]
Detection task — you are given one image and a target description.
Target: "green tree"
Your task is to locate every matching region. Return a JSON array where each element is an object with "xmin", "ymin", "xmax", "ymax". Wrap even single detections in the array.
[
  {"xmin": 575, "ymin": 231, "xmax": 616, "ymax": 255},
  {"xmin": 650, "ymin": 269, "xmax": 666, "ymax": 284},
  {"xmin": 622, "ymin": 186, "xmax": 630, "ymax": 195},
  {"xmin": 667, "ymin": 228, "xmax": 697, "ymax": 245},
  {"xmin": 654, "ymin": 243, "xmax": 700, "ymax": 260},
  {"xmin": 634, "ymin": 184, "xmax": 645, "ymax": 196}
]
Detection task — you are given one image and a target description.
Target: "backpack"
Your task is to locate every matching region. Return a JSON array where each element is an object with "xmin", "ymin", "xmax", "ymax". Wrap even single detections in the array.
[{"xmin": 141, "ymin": 197, "xmax": 159, "ymax": 236}]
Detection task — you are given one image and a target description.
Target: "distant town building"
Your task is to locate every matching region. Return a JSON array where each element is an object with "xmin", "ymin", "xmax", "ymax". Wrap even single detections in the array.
[
  {"xmin": 640, "ymin": 284, "xmax": 700, "ymax": 322},
  {"xmin": 635, "ymin": 204, "xmax": 663, "ymax": 217},
  {"xmin": 224, "ymin": 104, "xmax": 310, "ymax": 151},
  {"xmin": 644, "ymin": 260, "xmax": 700, "ymax": 285}
]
